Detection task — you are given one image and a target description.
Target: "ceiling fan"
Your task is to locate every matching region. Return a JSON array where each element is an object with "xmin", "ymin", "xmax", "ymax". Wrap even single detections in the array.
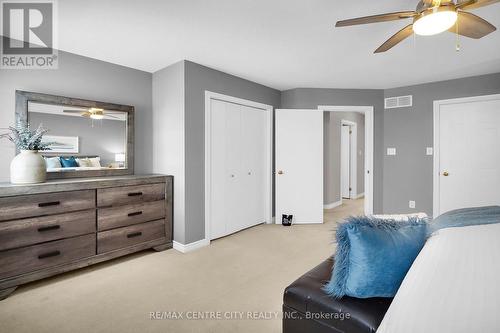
[
  {"xmin": 335, "ymin": 0, "xmax": 499, "ymax": 53},
  {"xmin": 63, "ymin": 107, "xmax": 123, "ymax": 120}
]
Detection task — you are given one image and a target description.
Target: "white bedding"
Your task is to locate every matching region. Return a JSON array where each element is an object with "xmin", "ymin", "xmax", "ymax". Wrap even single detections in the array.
[{"xmin": 377, "ymin": 223, "xmax": 500, "ymax": 333}]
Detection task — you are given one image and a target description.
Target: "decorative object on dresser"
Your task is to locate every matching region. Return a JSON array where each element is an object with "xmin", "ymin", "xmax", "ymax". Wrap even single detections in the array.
[
  {"xmin": 0, "ymin": 174, "xmax": 173, "ymax": 300},
  {"xmin": 0, "ymin": 119, "xmax": 54, "ymax": 184}
]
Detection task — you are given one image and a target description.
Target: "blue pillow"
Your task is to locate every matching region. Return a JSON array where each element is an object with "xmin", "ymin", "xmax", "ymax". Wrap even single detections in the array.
[
  {"xmin": 430, "ymin": 206, "xmax": 500, "ymax": 234},
  {"xmin": 59, "ymin": 156, "xmax": 78, "ymax": 168},
  {"xmin": 324, "ymin": 216, "xmax": 427, "ymax": 299}
]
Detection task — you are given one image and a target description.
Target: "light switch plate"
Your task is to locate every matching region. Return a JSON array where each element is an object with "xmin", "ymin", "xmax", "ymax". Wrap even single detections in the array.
[
  {"xmin": 426, "ymin": 147, "xmax": 433, "ymax": 155},
  {"xmin": 387, "ymin": 148, "xmax": 396, "ymax": 156},
  {"xmin": 409, "ymin": 200, "xmax": 416, "ymax": 209}
]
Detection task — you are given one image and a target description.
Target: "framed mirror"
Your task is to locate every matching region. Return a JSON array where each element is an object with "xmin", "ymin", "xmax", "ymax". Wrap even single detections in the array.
[{"xmin": 15, "ymin": 90, "xmax": 134, "ymax": 179}]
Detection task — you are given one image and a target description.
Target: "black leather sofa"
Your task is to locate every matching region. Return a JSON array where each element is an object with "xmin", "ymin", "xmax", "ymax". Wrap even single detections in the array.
[{"xmin": 283, "ymin": 257, "xmax": 393, "ymax": 333}]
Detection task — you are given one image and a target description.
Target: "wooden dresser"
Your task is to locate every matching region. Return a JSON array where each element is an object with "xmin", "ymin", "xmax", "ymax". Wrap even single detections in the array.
[{"xmin": 0, "ymin": 174, "xmax": 173, "ymax": 300}]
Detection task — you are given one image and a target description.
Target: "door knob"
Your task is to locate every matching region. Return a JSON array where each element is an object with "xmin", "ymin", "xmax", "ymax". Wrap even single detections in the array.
[
  {"xmin": 230, "ymin": 174, "xmax": 235, "ymax": 178},
  {"xmin": 277, "ymin": 170, "xmax": 284, "ymax": 175},
  {"xmin": 442, "ymin": 171, "xmax": 449, "ymax": 177}
]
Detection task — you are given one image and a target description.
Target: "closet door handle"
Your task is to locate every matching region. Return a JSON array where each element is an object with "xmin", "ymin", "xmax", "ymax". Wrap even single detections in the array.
[{"xmin": 128, "ymin": 192, "xmax": 143, "ymax": 197}]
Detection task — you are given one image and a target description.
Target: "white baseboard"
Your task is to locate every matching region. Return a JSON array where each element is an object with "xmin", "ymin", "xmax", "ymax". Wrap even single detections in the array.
[
  {"xmin": 173, "ymin": 238, "xmax": 210, "ymax": 253},
  {"xmin": 324, "ymin": 200, "xmax": 342, "ymax": 210},
  {"xmin": 353, "ymin": 192, "xmax": 365, "ymax": 199}
]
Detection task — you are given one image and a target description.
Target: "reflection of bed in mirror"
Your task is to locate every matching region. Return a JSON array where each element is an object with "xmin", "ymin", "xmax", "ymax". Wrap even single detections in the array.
[
  {"xmin": 42, "ymin": 155, "xmax": 127, "ymax": 172},
  {"xmin": 27, "ymin": 101, "xmax": 128, "ymax": 173}
]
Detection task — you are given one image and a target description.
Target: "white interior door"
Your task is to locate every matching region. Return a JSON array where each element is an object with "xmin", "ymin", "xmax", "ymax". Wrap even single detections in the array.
[
  {"xmin": 437, "ymin": 97, "xmax": 500, "ymax": 215},
  {"xmin": 209, "ymin": 99, "xmax": 268, "ymax": 239},
  {"xmin": 341, "ymin": 125, "xmax": 351, "ymax": 199},
  {"xmin": 275, "ymin": 109, "xmax": 323, "ymax": 224}
]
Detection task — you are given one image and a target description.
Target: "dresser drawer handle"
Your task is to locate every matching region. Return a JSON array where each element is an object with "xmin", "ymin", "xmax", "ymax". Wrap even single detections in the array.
[
  {"xmin": 128, "ymin": 211, "xmax": 143, "ymax": 217},
  {"xmin": 38, "ymin": 250, "xmax": 61, "ymax": 259},
  {"xmin": 38, "ymin": 225, "xmax": 61, "ymax": 232},
  {"xmin": 128, "ymin": 192, "xmax": 143, "ymax": 197},
  {"xmin": 127, "ymin": 232, "xmax": 142, "ymax": 238},
  {"xmin": 38, "ymin": 201, "xmax": 61, "ymax": 207}
]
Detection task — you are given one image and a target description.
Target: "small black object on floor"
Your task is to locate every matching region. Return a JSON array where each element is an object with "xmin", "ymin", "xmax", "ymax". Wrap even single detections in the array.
[{"xmin": 282, "ymin": 214, "xmax": 293, "ymax": 226}]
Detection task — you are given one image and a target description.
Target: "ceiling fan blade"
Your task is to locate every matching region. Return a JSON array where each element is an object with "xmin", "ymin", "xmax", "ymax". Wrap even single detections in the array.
[
  {"xmin": 63, "ymin": 110, "xmax": 85, "ymax": 113},
  {"xmin": 456, "ymin": 0, "xmax": 500, "ymax": 10},
  {"xmin": 336, "ymin": 11, "xmax": 416, "ymax": 27},
  {"xmin": 449, "ymin": 11, "xmax": 496, "ymax": 38},
  {"xmin": 374, "ymin": 24, "xmax": 414, "ymax": 53}
]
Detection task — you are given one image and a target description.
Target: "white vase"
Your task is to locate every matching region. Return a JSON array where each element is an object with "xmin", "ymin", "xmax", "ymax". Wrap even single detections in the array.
[{"xmin": 10, "ymin": 150, "xmax": 47, "ymax": 184}]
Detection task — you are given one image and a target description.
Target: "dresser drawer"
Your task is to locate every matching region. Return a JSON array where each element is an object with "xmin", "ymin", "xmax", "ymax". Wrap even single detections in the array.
[
  {"xmin": 0, "ymin": 234, "xmax": 96, "ymax": 280},
  {"xmin": 0, "ymin": 210, "xmax": 96, "ymax": 251},
  {"xmin": 97, "ymin": 183, "xmax": 165, "ymax": 207},
  {"xmin": 0, "ymin": 190, "xmax": 96, "ymax": 222},
  {"xmin": 98, "ymin": 200, "xmax": 165, "ymax": 231},
  {"xmin": 97, "ymin": 219, "xmax": 165, "ymax": 254}
]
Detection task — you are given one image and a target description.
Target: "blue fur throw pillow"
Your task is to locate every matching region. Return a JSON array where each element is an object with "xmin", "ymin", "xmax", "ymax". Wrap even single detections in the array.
[{"xmin": 323, "ymin": 216, "xmax": 427, "ymax": 299}]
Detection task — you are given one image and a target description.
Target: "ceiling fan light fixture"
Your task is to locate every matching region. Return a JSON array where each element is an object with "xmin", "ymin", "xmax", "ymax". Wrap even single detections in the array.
[
  {"xmin": 90, "ymin": 114, "xmax": 104, "ymax": 120},
  {"xmin": 89, "ymin": 108, "xmax": 105, "ymax": 120},
  {"xmin": 413, "ymin": 7, "xmax": 458, "ymax": 36}
]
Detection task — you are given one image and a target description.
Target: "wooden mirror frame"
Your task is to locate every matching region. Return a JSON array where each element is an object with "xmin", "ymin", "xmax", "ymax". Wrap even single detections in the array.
[{"xmin": 15, "ymin": 90, "xmax": 134, "ymax": 180}]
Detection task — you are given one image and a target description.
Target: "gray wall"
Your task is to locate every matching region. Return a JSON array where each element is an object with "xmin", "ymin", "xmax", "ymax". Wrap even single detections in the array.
[
  {"xmin": 152, "ymin": 60, "xmax": 186, "ymax": 244},
  {"xmin": 281, "ymin": 88, "xmax": 384, "ymax": 213},
  {"xmin": 29, "ymin": 113, "xmax": 126, "ymax": 166},
  {"xmin": 383, "ymin": 72, "xmax": 500, "ymax": 215},
  {"xmin": 324, "ymin": 111, "xmax": 364, "ymax": 205},
  {"xmin": 184, "ymin": 61, "xmax": 281, "ymax": 244},
  {"xmin": 152, "ymin": 60, "xmax": 281, "ymax": 244},
  {"xmin": 0, "ymin": 50, "xmax": 152, "ymax": 182},
  {"xmin": 4, "ymin": 50, "xmax": 498, "ymax": 242}
]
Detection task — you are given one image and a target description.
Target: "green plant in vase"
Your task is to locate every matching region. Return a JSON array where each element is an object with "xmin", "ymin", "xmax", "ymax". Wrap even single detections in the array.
[{"xmin": 0, "ymin": 120, "xmax": 53, "ymax": 184}]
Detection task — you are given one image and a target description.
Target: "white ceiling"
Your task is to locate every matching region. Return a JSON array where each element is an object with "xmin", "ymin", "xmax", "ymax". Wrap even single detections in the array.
[{"xmin": 58, "ymin": 0, "xmax": 500, "ymax": 90}]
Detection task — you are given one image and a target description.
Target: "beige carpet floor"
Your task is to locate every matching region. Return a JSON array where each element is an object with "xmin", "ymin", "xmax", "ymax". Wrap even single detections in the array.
[{"xmin": 0, "ymin": 199, "xmax": 363, "ymax": 333}]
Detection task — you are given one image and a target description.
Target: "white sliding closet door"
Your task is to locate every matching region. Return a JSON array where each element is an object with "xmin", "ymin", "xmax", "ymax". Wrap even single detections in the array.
[
  {"xmin": 210, "ymin": 99, "xmax": 232, "ymax": 239},
  {"xmin": 239, "ymin": 105, "xmax": 267, "ymax": 232},
  {"xmin": 209, "ymin": 99, "xmax": 267, "ymax": 240}
]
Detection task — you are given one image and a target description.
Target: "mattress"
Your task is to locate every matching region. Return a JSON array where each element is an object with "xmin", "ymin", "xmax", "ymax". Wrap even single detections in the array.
[{"xmin": 377, "ymin": 223, "xmax": 500, "ymax": 333}]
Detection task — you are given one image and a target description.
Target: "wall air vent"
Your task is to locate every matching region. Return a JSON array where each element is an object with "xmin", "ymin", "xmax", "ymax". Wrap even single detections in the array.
[{"xmin": 384, "ymin": 95, "xmax": 413, "ymax": 109}]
